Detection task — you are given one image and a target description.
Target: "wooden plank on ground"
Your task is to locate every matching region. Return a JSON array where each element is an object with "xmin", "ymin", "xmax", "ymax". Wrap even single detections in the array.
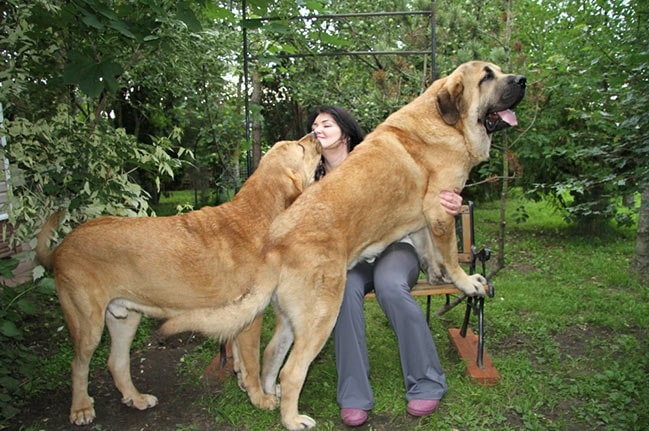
[
  {"xmin": 202, "ymin": 342, "xmax": 234, "ymax": 383},
  {"xmin": 448, "ymin": 328, "xmax": 500, "ymax": 386}
]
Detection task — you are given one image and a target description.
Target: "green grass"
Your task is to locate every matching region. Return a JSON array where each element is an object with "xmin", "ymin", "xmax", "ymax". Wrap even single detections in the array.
[
  {"xmin": 154, "ymin": 189, "xmax": 203, "ymax": 216},
  {"xmin": 9, "ymin": 191, "xmax": 648, "ymax": 430},
  {"xmin": 177, "ymin": 193, "xmax": 649, "ymax": 430}
]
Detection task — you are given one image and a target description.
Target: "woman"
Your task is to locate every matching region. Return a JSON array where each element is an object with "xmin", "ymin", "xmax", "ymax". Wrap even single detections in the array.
[{"xmin": 308, "ymin": 105, "xmax": 462, "ymax": 427}]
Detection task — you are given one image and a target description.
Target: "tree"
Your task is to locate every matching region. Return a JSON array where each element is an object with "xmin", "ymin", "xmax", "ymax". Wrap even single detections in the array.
[
  {"xmin": 510, "ymin": 1, "xmax": 647, "ymax": 231},
  {"xmin": 0, "ymin": 0, "xmax": 250, "ymax": 244},
  {"xmin": 3, "ymin": 0, "xmax": 647, "ymax": 269}
]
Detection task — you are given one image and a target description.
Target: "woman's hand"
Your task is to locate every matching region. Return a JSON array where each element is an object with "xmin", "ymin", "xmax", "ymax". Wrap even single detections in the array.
[{"xmin": 440, "ymin": 189, "xmax": 463, "ymax": 216}]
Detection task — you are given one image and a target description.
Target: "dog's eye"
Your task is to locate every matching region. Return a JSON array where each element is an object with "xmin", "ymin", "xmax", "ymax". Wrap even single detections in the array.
[{"xmin": 479, "ymin": 68, "xmax": 494, "ymax": 85}]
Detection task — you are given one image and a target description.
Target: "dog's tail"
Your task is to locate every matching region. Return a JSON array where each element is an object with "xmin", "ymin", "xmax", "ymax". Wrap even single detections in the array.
[
  {"xmin": 158, "ymin": 252, "xmax": 282, "ymax": 341},
  {"xmin": 35, "ymin": 210, "xmax": 66, "ymax": 270}
]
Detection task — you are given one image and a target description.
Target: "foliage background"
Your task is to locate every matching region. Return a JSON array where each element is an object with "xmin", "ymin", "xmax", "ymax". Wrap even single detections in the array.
[
  {"xmin": 2, "ymin": 0, "xmax": 647, "ymax": 236},
  {"xmin": 1, "ymin": 0, "xmax": 648, "ymax": 425}
]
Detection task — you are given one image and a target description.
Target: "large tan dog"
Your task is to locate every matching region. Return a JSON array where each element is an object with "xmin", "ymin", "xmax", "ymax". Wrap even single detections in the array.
[
  {"xmin": 160, "ymin": 61, "xmax": 526, "ymax": 430},
  {"xmin": 35, "ymin": 134, "xmax": 322, "ymax": 426}
]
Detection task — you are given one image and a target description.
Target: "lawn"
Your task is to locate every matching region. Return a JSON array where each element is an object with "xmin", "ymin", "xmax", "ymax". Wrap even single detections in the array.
[
  {"xmin": 172, "ymin": 192, "xmax": 649, "ymax": 430},
  {"xmin": 5, "ymin": 192, "xmax": 648, "ymax": 431}
]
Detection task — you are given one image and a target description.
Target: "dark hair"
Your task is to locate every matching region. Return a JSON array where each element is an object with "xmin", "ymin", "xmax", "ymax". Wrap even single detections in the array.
[{"xmin": 307, "ymin": 105, "xmax": 365, "ymax": 180}]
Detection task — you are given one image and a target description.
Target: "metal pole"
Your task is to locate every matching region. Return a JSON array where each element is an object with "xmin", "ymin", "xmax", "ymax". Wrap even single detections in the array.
[
  {"xmin": 242, "ymin": 0, "xmax": 251, "ymax": 176},
  {"xmin": 246, "ymin": 10, "xmax": 431, "ymax": 23},
  {"xmin": 431, "ymin": 0, "xmax": 436, "ymax": 81},
  {"xmin": 270, "ymin": 49, "xmax": 432, "ymax": 59}
]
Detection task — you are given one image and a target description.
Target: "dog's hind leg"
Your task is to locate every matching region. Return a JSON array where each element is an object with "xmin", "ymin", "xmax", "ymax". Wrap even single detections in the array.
[
  {"xmin": 274, "ymin": 272, "xmax": 345, "ymax": 430},
  {"xmin": 277, "ymin": 307, "xmax": 340, "ymax": 430},
  {"xmin": 59, "ymin": 292, "xmax": 103, "ymax": 425},
  {"xmin": 261, "ymin": 305, "xmax": 294, "ymax": 397},
  {"xmin": 105, "ymin": 305, "xmax": 159, "ymax": 411},
  {"xmin": 232, "ymin": 313, "xmax": 279, "ymax": 410}
]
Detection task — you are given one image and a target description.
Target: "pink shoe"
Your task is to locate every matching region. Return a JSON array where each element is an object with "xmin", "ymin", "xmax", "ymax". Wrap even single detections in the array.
[
  {"xmin": 407, "ymin": 399, "xmax": 439, "ymax": 417},
  {"xmin": 341, "ymin": 408, "xmax": 368, "ymax": 427}
]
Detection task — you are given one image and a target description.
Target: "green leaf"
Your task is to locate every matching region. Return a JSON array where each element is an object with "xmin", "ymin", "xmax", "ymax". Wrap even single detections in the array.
[
  {"xmin": 0, "ymin": 320, "xmax": 21, "ymax": 338},
  {"xmin": 95, "ymin": 3, "xmax": 119, "ymax": 21},
  {"xmin": 16, "ymin": 299, "xmax": 38, "ymax": 316},
  {"xmin": 266, "ymin": 22, "xmax": 290, "ymax": 34},
  {"xmin": 204, "ymin": 4, "xmax": 235, "ymax": 22},
  {"xmin": 100, "ymin": 61, "xmax": 124, "ymax": 93},
  {"xmin": 176, "ymin": 3, "xmax": 203, "ymax": 32},
  {"xmin": 81, "ymin": 14, "xmax": 104, "ymax": 30},
  {"xmin": 63, "ymin": 54, "xmax": 104, "ymax": 97},
  {"xmin": 305, "ymin": 0, "xmax": 324, "ymax": 12},
  {"xmin": 0, "ymin": 258, "xmax": 18, "ymax": 278},
  {"xmin": 312, "ymin": 32, "xmax": 351, "ymax": 47},
  {"xmin": 247, "ymin": 0, "xmax": 270, "ymax": 16},
  {"xmin": 0, "ymin": 376, "xmax": 19, "ymax": 391},
  {"xmin": 108, "ymin": 19, "xmax": 136, "ymax": 39},
  {"xmin": 36, "ymin": 277, "xmax": 56, "ymax": 294}
]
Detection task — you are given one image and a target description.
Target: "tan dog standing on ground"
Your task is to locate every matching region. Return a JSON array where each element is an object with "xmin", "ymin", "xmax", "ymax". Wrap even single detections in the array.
[
  {"xmin": 35, "ymin": 134, "xmax": 322, "ymax": 426},
  {"xmin": 161, "ymin": 61, "xmax": 526, "ymax": 430}
]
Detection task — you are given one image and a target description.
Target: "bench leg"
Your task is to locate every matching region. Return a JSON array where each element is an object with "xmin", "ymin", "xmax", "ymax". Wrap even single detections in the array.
[
  {"xmin": 460, "ymin": 296, "xmax": 485, "ymax": 369},
  {"xmin": 460, "ymin": 298, "xmax": 472, "ymax": 337},
  {"xmin": 219, "ymin": 341, "xmax": 228, "ymax": 368},
  {"xmin": 477, "ymin": 297, "xmax": 485, "ymax": 369}
]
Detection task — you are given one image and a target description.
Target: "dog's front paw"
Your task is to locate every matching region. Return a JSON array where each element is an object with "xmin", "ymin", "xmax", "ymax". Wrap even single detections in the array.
[
  {"xmin": 249, "ymin": 392, "xmax": 279, "ymax": 410},
  {"xmin": 70, "ymin": 401, "xmax": 96, "ymax": 426},
  {"xmin": 235, "ymin": 371, "xmax": 247, "ymax": 392},
  {"xmin": 233, "ymin": 366, "xmax": 251, "ymax": 393},
  {"xmin": 458, "ymin": 274, "xmax": 488, "ymax": 296},
  {"xmin": 122, "ymin": 393, "xmax": 159, "ymax": 410},
  {"xmin": 283, "ymin": 414, "xmax": 316, "ymax": 430}
]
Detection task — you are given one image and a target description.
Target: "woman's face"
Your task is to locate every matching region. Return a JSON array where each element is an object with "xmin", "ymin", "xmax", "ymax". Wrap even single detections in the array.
[{"xmin": 312, "ymin": 113, "xmax": 347, "ymax": 151}]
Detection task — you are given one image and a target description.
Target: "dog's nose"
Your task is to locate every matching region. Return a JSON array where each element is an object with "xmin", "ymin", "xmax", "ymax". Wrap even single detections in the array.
[{"xmin": 515, "ymin": 75, "xmax": 526, "ymax": 88}]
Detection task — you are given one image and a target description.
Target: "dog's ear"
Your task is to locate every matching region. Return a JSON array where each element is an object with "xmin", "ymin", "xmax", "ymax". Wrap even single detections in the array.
[{"xmin": 437, "ymin": 76, "xmax": 464, "ymax": 125}]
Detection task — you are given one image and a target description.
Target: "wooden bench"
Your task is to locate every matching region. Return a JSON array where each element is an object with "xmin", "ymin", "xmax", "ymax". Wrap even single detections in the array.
[{"xmin": 364, "ymin": 202, "xmax": 499, "ymax": 385}]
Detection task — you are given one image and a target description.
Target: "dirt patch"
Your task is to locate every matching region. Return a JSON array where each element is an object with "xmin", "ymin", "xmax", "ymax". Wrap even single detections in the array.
[
  {"xmin": 8, "ymin": 334, "xmax": 234, "ymax": 431},
  {"xmin": 552, "ymin": 324, "xmax": 615, "ymax": 360},
  {"xmin": 7, "ymin": 333, "xmax": 446, "ymax": 431},
  {"xmin": 507, "ymin": 261, "xmax": 536, "ymax": 274}
]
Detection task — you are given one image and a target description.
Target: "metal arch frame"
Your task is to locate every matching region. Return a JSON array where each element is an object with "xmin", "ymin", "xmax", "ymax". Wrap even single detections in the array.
[{"xmin": 241, "ymin": 1, "xmax": 438, "ymax": 175}]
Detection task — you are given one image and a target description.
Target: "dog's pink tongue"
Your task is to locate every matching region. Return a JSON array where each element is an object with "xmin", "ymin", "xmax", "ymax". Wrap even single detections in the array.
[{"xmin": 499, "ymin": 109, "xmax": 518, "ymax": 126}]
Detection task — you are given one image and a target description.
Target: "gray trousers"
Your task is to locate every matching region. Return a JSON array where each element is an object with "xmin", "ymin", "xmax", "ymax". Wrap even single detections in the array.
[{"xmin": 334, "ymin": 242, "xmax": 448, "ymax": 410}]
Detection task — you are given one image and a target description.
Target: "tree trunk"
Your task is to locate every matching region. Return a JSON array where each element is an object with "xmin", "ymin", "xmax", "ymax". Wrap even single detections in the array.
[
  {"xmin": 493, "ymin": 0, "xmax": 513, "ymax": 276},
  {"xmin": 496, "ymin": 142, "xmax": 508, "ymax": 274},
  {"xmin": 631, "ymin": 186, "xmax": 649, "ymax": 280},
  {"xmin": 251, "ymin": 71, "xmax": 262, "ymax": 171}
]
